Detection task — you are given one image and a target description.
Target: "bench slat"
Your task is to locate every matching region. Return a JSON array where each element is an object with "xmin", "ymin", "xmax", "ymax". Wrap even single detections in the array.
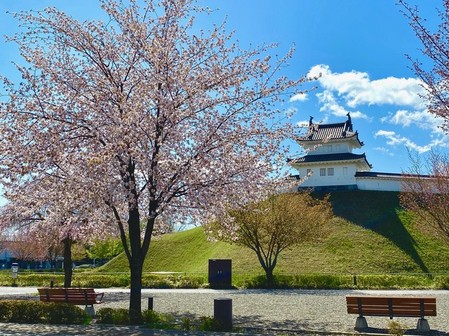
[
  {"xmin": 38, "ymin": 288, "xmax": 104, "ymax": 305},
  {"xmin": 347, "ymin": 307, "xmax": 436, "ymax": 317},
  {"xmin": 346, "ymin": 296, "xmax": 436, "ymax": 318},
  {"xmin": 346, "ymin": 296, "xmax": 436, "ymax": 304}
]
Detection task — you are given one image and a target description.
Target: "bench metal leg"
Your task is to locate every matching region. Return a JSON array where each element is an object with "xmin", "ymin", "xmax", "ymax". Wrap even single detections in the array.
[
  {"xmin": 417, "ymin": 318, "xmax": 430, "ymax": 332},
  {"xmin": 85, "ymin": 305, "xmax": 95, "ymax": 317},
  {"xmin": 355, "ymin": 316, "xmax": 368, "ymax": 330}
]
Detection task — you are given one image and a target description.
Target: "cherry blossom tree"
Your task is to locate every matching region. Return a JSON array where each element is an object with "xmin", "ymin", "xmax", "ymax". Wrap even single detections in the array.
[
  {"xmin": 0, "ymin": 0, "xmax": 303, "ymax": 322},
  {"xmin": 209, "ymin": 192, "xmax": 332, "ymax": 287},
  {"xmin": 2, "ymin": 234, "xmax": 48, "ymax": 264},
  {"xmin": 0, "ymin": 175, "xmax": 115, "ymax": 287},
  {"xmin": 400, "ymin": 151, "xmax": 449, "ymax": 241},
  {"xmin": 399, "ymin": 0, "xmax": 449, "ymax": 132},
  {"xmin": 399, "ymin": 1, "xmax": 449, "ymax": 243}
]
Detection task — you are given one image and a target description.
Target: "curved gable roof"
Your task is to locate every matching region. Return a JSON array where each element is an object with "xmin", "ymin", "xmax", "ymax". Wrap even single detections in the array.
[{"xmin": 297, "ymin": 115, "xmax": 363, "ymax": 147}]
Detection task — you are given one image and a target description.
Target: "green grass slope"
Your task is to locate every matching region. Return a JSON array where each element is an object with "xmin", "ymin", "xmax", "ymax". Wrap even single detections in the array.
[
  {"xmin": 103, "ymin": 190, "xmax": 449, "ymax": 275},
  {"xmin": 103, "ymin": 226, "xmax": 260, "ymax": 274}
]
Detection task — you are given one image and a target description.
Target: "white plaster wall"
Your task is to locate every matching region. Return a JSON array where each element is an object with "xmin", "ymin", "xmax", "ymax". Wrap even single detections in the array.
[
  {"xmin": 355, "ymin": 178, "xmax": 402, "ymax": 192},
  {"xmin": 306, "ymin": 142, "xmax": 350, "ymax": 155},
  {"xmin": 297, "ymin": 163, "xmax": 357, "ymax": 187}
]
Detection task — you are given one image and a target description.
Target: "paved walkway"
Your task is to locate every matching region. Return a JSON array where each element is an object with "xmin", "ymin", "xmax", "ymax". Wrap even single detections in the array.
[
  {"xmin": 0, "ymin": 323, "xmax": 253, "ymax": 336},
  {"xmin": 1, "ymin": 288, "xmax": 449, "ymax": 335}
]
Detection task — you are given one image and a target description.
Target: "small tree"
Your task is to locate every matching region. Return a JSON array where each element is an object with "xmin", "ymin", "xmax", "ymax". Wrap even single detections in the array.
[
  {"xmin": 400, "ymin": 151, "xmax": 449, "ymax": 240},
  {"xmin": 210, "ymin": 192, "xmax": 332, "ymax": 287}
]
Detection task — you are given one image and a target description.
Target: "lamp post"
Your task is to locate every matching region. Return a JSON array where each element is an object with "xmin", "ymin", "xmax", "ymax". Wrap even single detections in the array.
[{"xmin": 11, "ymin": 263, "xmax": 18, "ymax": 287}]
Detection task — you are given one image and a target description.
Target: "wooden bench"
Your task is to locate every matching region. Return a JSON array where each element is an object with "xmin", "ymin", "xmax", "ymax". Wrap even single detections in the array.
[
  {"xmin": 38, "ymin": 288, "xmax": 104, "ymax": 315},
  {"xmin": 346, "ymin": 295, "xmax": 436, "ymax": 331}
]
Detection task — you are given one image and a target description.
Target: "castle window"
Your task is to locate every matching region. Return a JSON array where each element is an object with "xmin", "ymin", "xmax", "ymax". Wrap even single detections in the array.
[
  {"xmin": 327, "ymin": 168, "xmax": 334, "ymax": 176},
  {"xmin": 343, "ymin": 167, "xmax": 348, "ymax": 176},
  {"xmin": 320, "ymin": 168, "xmax": 326, "ymax": 176},
  {"xmin": 306, "ymin": 169, "xmax": 312, "ymax": 176}
]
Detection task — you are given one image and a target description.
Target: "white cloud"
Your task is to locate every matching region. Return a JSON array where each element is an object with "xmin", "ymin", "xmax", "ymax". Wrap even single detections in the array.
[
  {"xmin": 316, "ymin": 90, "xmax": 368, "ymax": 119},
  {"xmin": 374, "ymin": 129, "xmax": 447, "ymax": 154},
  {"xmin": 307, "ymin": 64, "xmax": 427, "ymax": 109},
  {"xmin": 290, "ymin": 92, "xmax": 308, "ymax": 102},
  {"xmin": 373, "ymin": 147, "xmax": 394, "ymax": 156},
  {"xmin": 300, "ymin": 64, "xmax": 449, "ymax": 164},
  {"xmin": 297, "ymin": 120, "xmax": 309, "ymax": 128},
  {"xmin": 381, "ymin": 109, "xmax": 444, "ymax": 134}
]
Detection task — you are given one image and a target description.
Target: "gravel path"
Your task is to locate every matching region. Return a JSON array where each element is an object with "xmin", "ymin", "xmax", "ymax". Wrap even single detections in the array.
[
  {"xmin": 1, "ymin": 288, "xmax": 449, "ymax": 335},
  {"xmin": 103, "ymin": 288, "xmax": 449, "ymax": 334}
]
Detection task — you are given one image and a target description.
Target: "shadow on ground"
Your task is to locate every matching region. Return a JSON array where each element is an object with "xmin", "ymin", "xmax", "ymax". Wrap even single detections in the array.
[{"xmin": 327, "ymin": 190, "xmax": 430, "ymax": 274}]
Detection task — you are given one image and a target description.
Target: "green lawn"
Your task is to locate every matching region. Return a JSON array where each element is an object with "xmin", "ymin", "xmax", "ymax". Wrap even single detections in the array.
[{"xmin": 101, "ymin": 190, "xmax": 449, "ymax": 276}]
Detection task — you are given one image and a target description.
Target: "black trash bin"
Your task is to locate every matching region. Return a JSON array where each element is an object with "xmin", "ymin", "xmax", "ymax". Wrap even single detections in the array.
[{"xmin": 208, "ymin": 259, "xmax": 232, "ymax": 289}]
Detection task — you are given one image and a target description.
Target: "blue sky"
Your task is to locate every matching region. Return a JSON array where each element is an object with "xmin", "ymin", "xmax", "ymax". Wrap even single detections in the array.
[
  {"xmin": 202, "ymin": 1, "xmax": 447, "ymax": 175},
  {"xmin": 0, "ymin": 0, "xmax": 447, "ymax": 200}
]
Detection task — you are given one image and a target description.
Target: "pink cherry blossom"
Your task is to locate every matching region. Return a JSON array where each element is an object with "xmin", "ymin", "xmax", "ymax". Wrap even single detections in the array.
[{"xmin": 0, "ymin": 0, "xmax": 305, "ymax": 322}]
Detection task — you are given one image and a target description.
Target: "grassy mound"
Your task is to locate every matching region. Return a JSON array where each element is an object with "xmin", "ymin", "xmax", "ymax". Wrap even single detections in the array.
[{"xmin": 101, "ymin": 190, "xmax": 449, "ymax": 275}]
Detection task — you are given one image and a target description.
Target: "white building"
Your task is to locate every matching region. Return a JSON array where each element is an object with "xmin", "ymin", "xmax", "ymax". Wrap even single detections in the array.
[{"xmin": 288, "ymin": 114, "xmax": 404, "ymax": 192}]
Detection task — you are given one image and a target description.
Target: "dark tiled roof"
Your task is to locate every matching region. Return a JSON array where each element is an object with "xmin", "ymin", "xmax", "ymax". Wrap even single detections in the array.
[
  {"xmin": 289, "ymin": 153, "xmax": 372, "ymax": 168},
  {"xmin": 302, "ymin": 122, "xmax": 347, "ymax": 141},
  {"xmin": 356, "ymin": 171, "xmax": 430, "ymax": 178},
  {"xmin": 298, "ymin": 119, "xmax": 362, "ymax": 146},
  {"xmin": 355, "ymin": 171, "xmax": 402, "ymax": 178}
]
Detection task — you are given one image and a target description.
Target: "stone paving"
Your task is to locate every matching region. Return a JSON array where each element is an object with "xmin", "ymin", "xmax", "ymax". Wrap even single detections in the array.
[
  {"xmin": 0, "ymin": 323, "xmax": 256, "ymax": 336},
  {"xmin": 1, "ymin": 288, "xmax": 449, "ymax": 335}
]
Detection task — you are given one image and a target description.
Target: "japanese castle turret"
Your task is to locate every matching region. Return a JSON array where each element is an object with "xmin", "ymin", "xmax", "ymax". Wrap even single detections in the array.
[{"xmin": 289, "ymin": 114, "xmax": 404, "ymax": 191}]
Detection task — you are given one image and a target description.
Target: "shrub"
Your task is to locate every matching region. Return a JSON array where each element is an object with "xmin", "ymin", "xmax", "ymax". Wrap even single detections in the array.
[
  {"xmin": 8, "ymin": 301, "xmax": 46, "ymax": 323},
  {"xmin": 291, "ymin": 274, "xmax": 353, "ymax": 289},
  {"xmin": 109, "ymin": 308, "xmax": 130, "ymax": 325},
  {"xmin": 388, "ymin": 320, "xmax": 404, "ymax": 336},
  {"xmin": 142, "ymin": 309, "xmax": 175, "ymax": 329},
  {"xmin": 0, "ymin": 273, "xmax": 65, "ymax": 287},
  {"xmin": 0, "ymin": 269, "xmax": 447, "ymax": 290},
  {"xmin": 432, "ymin": 275, "xmax": 449, "ymax": 289},
  {"xmin": 72, "ymin": 274, "xmax": 130, "ymax": 288},
  {"xmin": 44, "ymin": 302, "xmax": 89, "ymax": 324},
  {"xmin": 0, "ymin": 301, "xmax": 13, "ymax": 322},
  {"xmin": 141, "ymin": 273, "xmax": 208, "ymax": 289},
  {"xmin": 96, "ymin": 307, "xmax": 115, "ymax": 324},
  {"xmin": 96, "ymin": 307, "xmax": 130, "ymax": 325},
  {"xmin": 181, "ymin": 317, "xmax": 192, "ymax": 331},
  {"xmin": 142, "ymin": 276, "xmax": 174, "ymax": 289},
  {"xmin": 238, "ymin": 274, "xmax": 268, "ymax": 288},
  {"xmin": 355, "ymin": 274, "xmax": 433, "ymax": 289},
  {"xmin": 0, "ymin": 300, "xmax": 87, "ymax": 324},
  {"xmin": 238, "ymin": 273, "xmax": 353, "ymax": 289},
  {"xmin": 198, "ymin": 316, "xmax": 223, "ymax": 331},
  {"xmin": 170, "ymin": 275, "xmax": 207, "ymax": 288}
]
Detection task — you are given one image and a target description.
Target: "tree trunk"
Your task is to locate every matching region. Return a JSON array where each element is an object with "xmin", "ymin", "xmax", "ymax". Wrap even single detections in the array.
[
  {"xmin": 129, "ymin": 256, "xmax": 143, "ymax": 324},
  {"xmin": 265, "ymin": 267, "xmax": 275, "ymax": 288},
  {"xmin": 127, "ymin": 205, "xmax": 144, "ymax": 325},
  {"xmin": 254, "ymin": 250, "xmax": 277, "ymax": 288},
  {"xmin": 62, "ymin": 237, "xmax": 73, "ymax": 288}
]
